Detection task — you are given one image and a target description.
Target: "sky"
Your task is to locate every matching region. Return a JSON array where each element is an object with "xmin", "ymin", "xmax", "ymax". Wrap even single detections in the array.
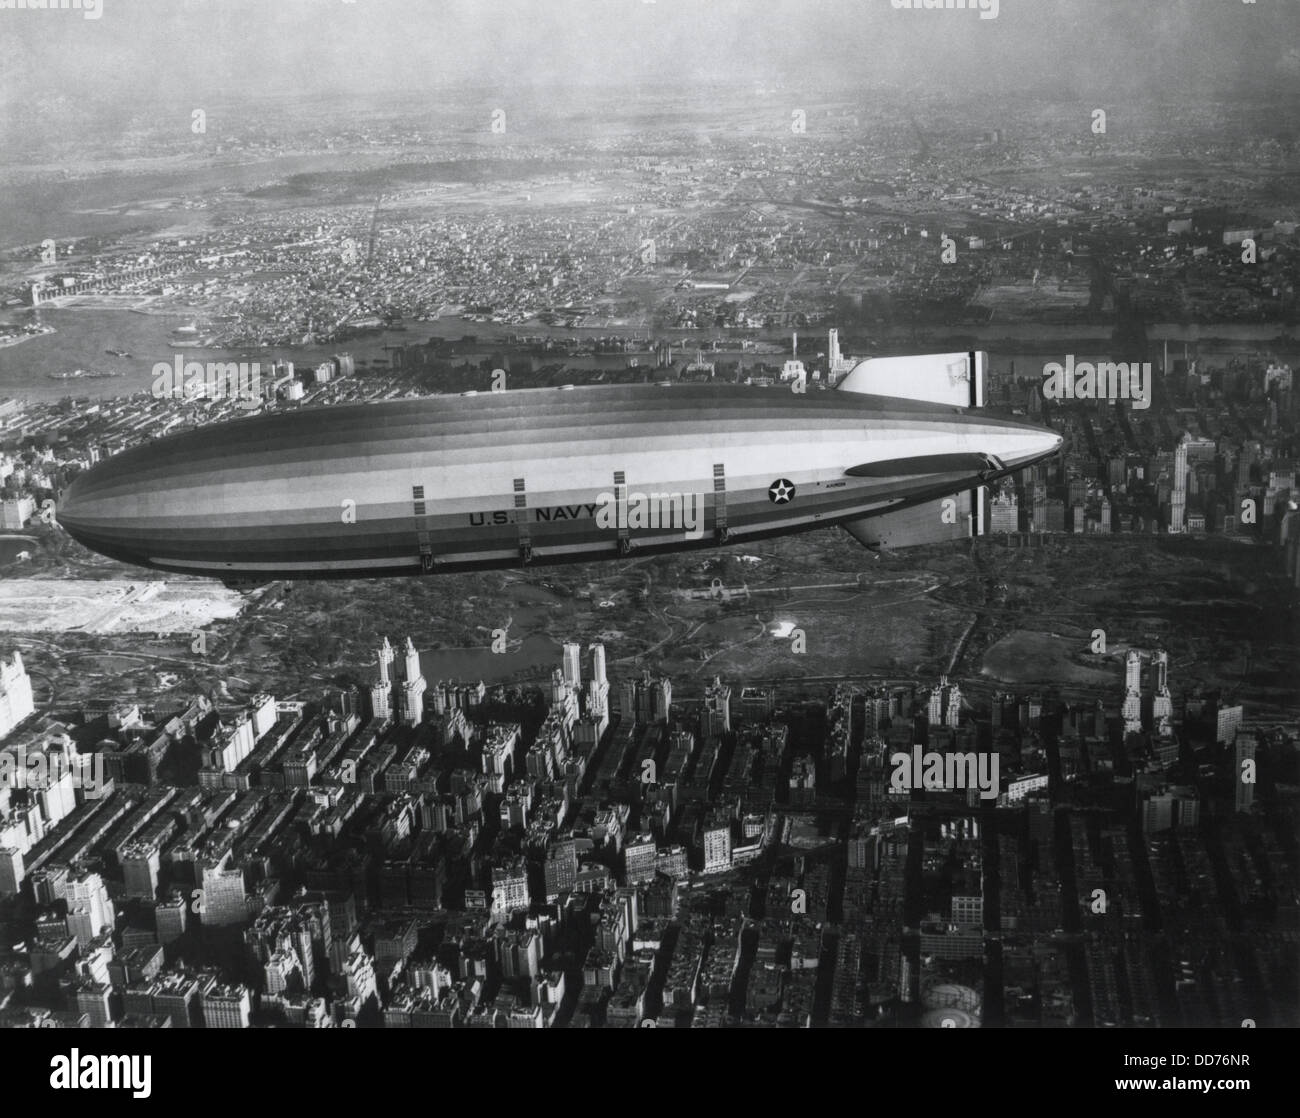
[{"xmin": 1, "ymin": 0, "xmax": 1297, "ymax": 130}]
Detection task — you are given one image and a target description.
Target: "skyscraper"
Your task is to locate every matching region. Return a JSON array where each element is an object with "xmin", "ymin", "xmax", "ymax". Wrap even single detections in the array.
[
  {"xmin": 64, "ymin": 871, "xmax": 115, "ymax": 948},
  {"xmin": 370, "ymin": 637, "xmax": 395, "ymax": 721},
  {"xmin": 397, "ymin": 637, "xmax": 426, "ymax": 726},
  {"xmin": 927, "ymin": 679, "xmax": 945, "ymax": 726},
  {"xmin": 1151, "ymin": 650, "xmax": 1173, "ymax": 734},
  {"xmin": 1122, "ymin": 649, "xmax": 1143, "ymax": 734},
  {"xmin": 586, "ymin": 643, "xmax": 609, "ymax": 718},
  {"xmin": 989, "ymin": 490, "xmax": 1019, "ymax": 533},
  {"xmin": 945, "ymin": 681, "xmax": 962, "ymax": 728},
  {"xmin": 704, "ymin": 675, "xmax": 731, "ymax": 738},
  {"xmin": 562, "ymin": 641, "xmax": 582, "ymax": 690},
  {"xmin": 649, "ymin": 676, "xmax": 672, "ymax": 723},
  {"xmin": 1170, "ymin": 434, "xmax": 1188, "ymax": 533},
  {"xmin": 121, "ymin": 839, "xmax": 162, "ymax": 901},
  {"xmin": 0, "ymin": 846, "xmax": 22, "ymax": 898},
  {"xmin": 201, "ymin": 863, "xmax": 248, "ymax": 928}
]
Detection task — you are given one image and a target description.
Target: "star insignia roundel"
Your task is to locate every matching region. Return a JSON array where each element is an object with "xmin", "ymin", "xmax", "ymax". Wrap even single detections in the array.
[{"xmin": 768, "ymin": 478, "xmax": 796, "ymax": 504}]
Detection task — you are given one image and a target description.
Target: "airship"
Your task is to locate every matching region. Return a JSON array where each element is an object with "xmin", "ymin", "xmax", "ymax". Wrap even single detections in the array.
[{"xmin": 57, "ymin": 351, "xmax": 1060, "ymax": 587}]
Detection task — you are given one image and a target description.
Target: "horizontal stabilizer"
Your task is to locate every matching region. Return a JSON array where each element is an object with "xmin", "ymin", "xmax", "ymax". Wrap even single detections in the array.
[
  {"xmin": 842, "ymin": 488, "xmax": 987, "ymax": 551},
  {"xmin": 836, "ymin": 350, "xmax": 986, "ymax": 408},
  {"xmin": 846, "ymin": 453, "xmax": 1002, "ymax": 478}
]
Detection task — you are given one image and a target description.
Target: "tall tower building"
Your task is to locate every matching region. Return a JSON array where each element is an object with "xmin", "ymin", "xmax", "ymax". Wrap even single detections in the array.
[
  {"xmin": 649, "ymin": 676, "xmax": 672, "ymax": 723},
  {"xmin": 370, "ymin": 638, "xmax": 395, "ymax": 722},
  {"xmin": 0, "ymin": 846, "xmax": 23, "ymax": 898},
  {"xmin": 1170, "ymin": 435, "xmax": 1188, "ymax": 533},
  {"xmin": 704, "ymin": 676, "xmax": 731, "ymax": 738},
  {"xmin": 945, "ymin": 681, "xmax": 962, "ymax": 728},
  {"xmin": 549, "ymin": 668, "xmax": 570, "ymax": 707},
  {"xmin": 1281, "ymin": 501, "xmax": 1300, "ymax": 588},
  {"xmin": 65, "ymin": 871, "xmax": 115, "ymax": 947},
  {"xmin": 1122, "ymin": 649, "xmax": 1143, "ymax": 734},
  {"xmin": 397, "ymin": 637, "xmax": 426, "ymax": 726},
  {"xmin": 562, "ymin": 642, "xmax": 582, "ymax": 690},
  {"xmin": 586, "ymin": 643, "xmax": 609, "ymax": 718},
  {"xmin": 927, "ymin": 679, "xmax": 945, "ymax": 726},
  {"xmin": 618, "ymin": 679, "xmax": 638, "ymax": 722},
  {"xmin": 402, "ymin": 637, "xmax": 420, "ymax": 685},
  {"xmin": 1150, "ymin": 649, "xmax": 1173, "ymax": 734},
  {"xmin": 377, "ymin": 636, "xmax": 395, "ymax": 684}
]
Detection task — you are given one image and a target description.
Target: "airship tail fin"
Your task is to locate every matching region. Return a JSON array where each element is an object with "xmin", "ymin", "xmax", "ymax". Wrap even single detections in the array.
[
  {"xmin": 836, "ymin": 350, "xmax": 985, "ymax": 408},
  {"xmin": 842, "ymin": 487, "xmax": 987, "ymax": 551}
]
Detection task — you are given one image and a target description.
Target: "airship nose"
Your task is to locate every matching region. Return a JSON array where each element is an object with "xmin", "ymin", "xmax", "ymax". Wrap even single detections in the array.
[
  {"xmin": 57, "ymin": 473, "xmax": 103, "ymax": 550},
  {"xmin": 56, "ymin": 459, "xmax": 146, "ymax": 566}
]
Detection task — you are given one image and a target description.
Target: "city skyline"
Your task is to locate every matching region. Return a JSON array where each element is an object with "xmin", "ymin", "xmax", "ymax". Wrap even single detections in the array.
[{"xmin": 0, "ymin": 0, "xmax": 1295, "ymax": 1064}]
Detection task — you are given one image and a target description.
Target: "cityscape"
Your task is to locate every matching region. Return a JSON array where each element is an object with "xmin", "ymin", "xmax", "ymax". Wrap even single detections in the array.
[{"xmin": 0, "ymin": 0, "xmax": 1296, "ymax": 1044}]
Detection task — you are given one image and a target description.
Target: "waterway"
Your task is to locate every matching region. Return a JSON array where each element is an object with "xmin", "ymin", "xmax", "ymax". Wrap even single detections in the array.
[
  {"xmin": 417, "ymin": 583, "xmax": 565, "ymax": 682},
  {"xmin": 419, "ymin": 634, "xmax": 561, "ymax": 685},
  {"xmin": 0, "ymin": 305, "xmax": 1295, "ymax": 405}
]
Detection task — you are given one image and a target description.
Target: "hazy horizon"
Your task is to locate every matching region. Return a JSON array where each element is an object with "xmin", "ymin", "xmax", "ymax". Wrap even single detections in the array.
[{"xmin": 2, "ymin": 0, "xmax": 1297, "ymax": 128}]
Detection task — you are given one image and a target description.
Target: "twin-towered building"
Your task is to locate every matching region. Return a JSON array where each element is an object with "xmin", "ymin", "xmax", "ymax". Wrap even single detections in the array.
[
  {"xmin": 367, "ymin": 637, "xmax": 427, "ymax": 727},
  {"xmin": 1121, "ymin": 648, "xmax": 1174, "ymax": 736}
]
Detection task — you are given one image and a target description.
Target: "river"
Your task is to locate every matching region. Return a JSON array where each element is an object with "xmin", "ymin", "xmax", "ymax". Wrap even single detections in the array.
[{"xmin": 0, "ymin": 305, "xmax": 1295, "ymax": 405}]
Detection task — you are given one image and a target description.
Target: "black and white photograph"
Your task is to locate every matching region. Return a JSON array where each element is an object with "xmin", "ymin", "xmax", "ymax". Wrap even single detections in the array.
[{"xmin": 0, "ymin": 0, "xmax": 1296, "ymax": 1081}]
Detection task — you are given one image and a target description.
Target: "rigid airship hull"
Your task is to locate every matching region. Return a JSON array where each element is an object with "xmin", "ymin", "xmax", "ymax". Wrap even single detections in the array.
[{"xmin": 57, "ymin": 382, "xmax": 1060, "ymax": 582}]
